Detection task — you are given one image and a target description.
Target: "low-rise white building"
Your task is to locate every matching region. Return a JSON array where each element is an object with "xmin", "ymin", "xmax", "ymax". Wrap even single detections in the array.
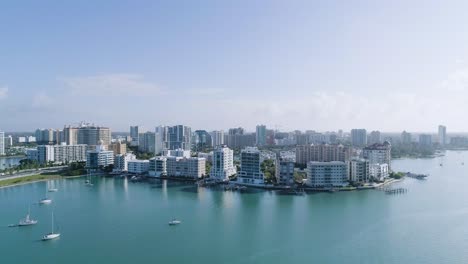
[
  {"xmin": 128, "ymin": 160, "xmax": 150, "ymax": 174},
  {"xmin": 369, "ymin": 163, "xmax": 389, "ymax": 182},
  {"xmin": 306, "ymin": 161, "xmax": 348, "ymax": 187},
  {"xmin": 114, "ymin": 153, "xmax": 136, "ymax": 172},
  {"xmin": 149, "ymin": 157, "xmax": 167, "ymax": 177},
  {"xmin": 86, "ymin": 144, "xmax": 114, "ymax": 169}
]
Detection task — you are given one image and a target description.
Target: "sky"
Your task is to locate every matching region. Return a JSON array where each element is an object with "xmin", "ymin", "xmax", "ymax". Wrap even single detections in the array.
[{"xmin": 1, "ymin": 0, "xmax": 468, "ymax": 132}]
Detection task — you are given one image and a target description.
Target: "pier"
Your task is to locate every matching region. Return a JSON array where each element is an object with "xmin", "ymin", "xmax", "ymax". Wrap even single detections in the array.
[{"xmin": 383, "ymin": 188, "xmax": 408, "ymax": 195}]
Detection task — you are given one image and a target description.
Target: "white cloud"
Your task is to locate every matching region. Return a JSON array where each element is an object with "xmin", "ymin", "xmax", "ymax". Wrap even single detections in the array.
[
  {"xmin": 0, "ymin": 86, "xmax": 8, "ymax": 100},
  {"xmin": 61, "ymin": 74, "xmax": 161, "ymax": 96}
]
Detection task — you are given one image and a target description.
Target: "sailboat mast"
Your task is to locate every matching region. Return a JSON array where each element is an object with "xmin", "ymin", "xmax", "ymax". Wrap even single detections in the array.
[{"xmin": 51, "ymin": 211, "xmax": 54, "ymax": 233}]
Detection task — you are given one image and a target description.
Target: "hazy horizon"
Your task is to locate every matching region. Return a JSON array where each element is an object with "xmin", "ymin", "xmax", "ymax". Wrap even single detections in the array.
[{"xmin": 2, "ymin": 1, "xmax": 468, "ymax": 132}]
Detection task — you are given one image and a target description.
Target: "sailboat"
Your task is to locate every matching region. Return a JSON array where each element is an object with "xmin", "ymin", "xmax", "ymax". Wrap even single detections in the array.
[
  {"xmin": 48, "ymin": 180, "xmax": 58, "ymax": 192},
  {"xmin": 42, "ymin": 211, "xmax": 60, "ymax": 241},
  {"xmin": 18, "ymin": 206, "xmax": 38, "ymax": 226},
  {"xmin": 39, "ymin": 183, "xmax": 52, "ymax": 204},
  {"xmin": 168, "ymin": 218, "xmax": 181, "ymax": 226}
]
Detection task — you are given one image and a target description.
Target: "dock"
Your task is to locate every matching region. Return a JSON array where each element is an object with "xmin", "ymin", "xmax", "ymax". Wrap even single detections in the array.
[{"xmin": 383, "ymin": 188, "xmax": 408, "ymax": 194}]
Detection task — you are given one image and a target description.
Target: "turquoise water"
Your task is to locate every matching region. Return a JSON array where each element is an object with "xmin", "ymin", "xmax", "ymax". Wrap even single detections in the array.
[{"xmin": 1, "ymin": 151, "xmax": 468, "ymax": 263}]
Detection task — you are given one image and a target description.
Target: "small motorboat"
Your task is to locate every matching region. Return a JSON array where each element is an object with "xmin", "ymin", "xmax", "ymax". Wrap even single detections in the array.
[
  {"xmin": 168, "ymin": 219, "xmax": 181, "ymax": 226},
  {"xmin": 48, "ymin": 188, "xmax": 58, "ymax": 192},
  {"xmin": 39, "ymin": 198, "xmax": 52, "ymax": 204},
  {"xmin": 18, "ymin": 208, "xmax": 38, "ymax": 226}
]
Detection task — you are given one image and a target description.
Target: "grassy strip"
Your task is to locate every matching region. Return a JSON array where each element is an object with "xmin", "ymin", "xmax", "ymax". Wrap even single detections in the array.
[{"xmin": 0, "ymin": 174, "xmax": 62, "ymax": 188}]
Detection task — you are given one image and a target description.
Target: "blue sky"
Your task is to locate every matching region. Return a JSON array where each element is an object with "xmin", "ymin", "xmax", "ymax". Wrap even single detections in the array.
[{"xmin": 1, "ymin": 0, "xmax": 468, "ymax": 132}]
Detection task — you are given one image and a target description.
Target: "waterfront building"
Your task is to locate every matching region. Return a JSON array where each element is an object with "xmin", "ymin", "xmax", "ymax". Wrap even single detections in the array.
[
  {"xmin": 194, "ymin": 130, "xmax": 212, "ymax": 150},
  {"xmin": 130, "ymin": 126, "xmax": 141, "ymax": 146},
  {"xmin": 0, "ymin": 131, "xmax": 4, "ymax": 155},
  {"xmin": 210, "ymin": 145, "xmax": 236, "ymax": 181},
  {"xmin": 166, "ymin": 156, "xmax": 206, "ymax": 179},
  {"xmin": 138, "ymin": 131, "xmax": 156, "ymax": 153},
  {"xmin": 210, "ymin": 130, "xmax": 224, "ymax": 147},
  {"xmin": 198, "ymin": 152, "xmax": 213, "ymax": 163},
  {"xmin": 149, "ymin": 157, "xmax": 167, "ymax": 177},
  {"xmin": 238, "ymin": 147, "xmax": 264, "ymax": 185},
  {"xmin": 128, "ymin": 160, "xmax": 150, "ymax": 174},
  {"xmin": 276, "ymin": 158, "xmax": 295, "ymax": 186},
  {"xmin": 113, "ymin": 153, "xmax": 136, "ymax": 172},
  {"xmin": 86, "ymin": 144, "xmax": 114, "ymax": 169},
  {"xmin": 167, "ymin": 125, "xmax": 191, "ymax": 150},
  {"xmin": 109, "ymin": 140, "xmax": 127, "ymax": 155},
  {"xmin": 369, "ymin": 163, "xmax": 389, "ymax": 181},
  {"xmin": 256, "ymin": 125, "xmax": 267, "ymax": 146},
  {"xmin": 401, "ymin": 131, "xmax": 412, "ymax": 144},
  {"xmin": 295, "ymin": 144, "xmax": 351, "ymax": 166},
  {"xmin": 351, "ymin": 129, "xmax": 367, "ymax": 147},
  {"xmin": 438, "ymin": 125, "xmax": 447, "ymax": 146},
  {"xmin": 362, "ymin": 142, "xmax": 391, "ymax": 169},
  {"xmin": 349, "ymin": 158, "xmax": 370, "ymax": 183},
  {"xmin": 368, "ymin": 131, "xmax": 382, "ymax": 145},
  {"xmin": 76, "ymin": 123, "xmax": 111, "ymax": 146},
  {"xmin": 306, "ymin": 161, "xmax": 349, "ymax": 187},
  {"xmin": 419, "ymin": 134, "xmax": 432, "ymax": 147}
]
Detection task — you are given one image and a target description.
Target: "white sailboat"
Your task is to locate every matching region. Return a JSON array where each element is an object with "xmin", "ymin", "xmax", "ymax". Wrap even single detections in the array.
[
  {"xmin": 39, "ymin": 183, "xmax": 52, "ymax": 204},
  {"xmin": 42, "ymin": 211, "xmax": 60, "ymax": 241},
  {"xmin": 18, "ymin": 206, "xmax": 38, "ymax": 226},
  {"xmin": 85, "ymin": 171, "xmax": 93, "ymax": 186}
]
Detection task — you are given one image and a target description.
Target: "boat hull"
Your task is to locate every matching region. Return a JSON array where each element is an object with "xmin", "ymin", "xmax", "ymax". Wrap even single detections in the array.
[{"xmin": 42, "ymin": 233, "xmax": 60, "ymax": 240}]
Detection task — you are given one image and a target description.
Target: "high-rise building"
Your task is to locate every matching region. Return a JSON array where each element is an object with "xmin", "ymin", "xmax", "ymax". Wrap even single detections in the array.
[
  {"xmin": 4, "ymin": 135, "xmax": 13, "ymax": 149},
  {"xmin": 130, "ymin": 126, "xmax": 141, "ymax": 146},
  {"xmin": 438, "ymin": 125, "xmax": 447, "ymax": 146},
  {"xmin": 0, "ymin": 131, "xmax": 5, "ymax": 155},
  {"xmin": 154, "ymin": 126, "xmax": 168, "ymax": 155},
  {"xmin": 238, "ymin": 147, "xmax": 264, "ymax": 185},
  {"xmin": 362, "ymin": 141, "xmax": 392, "ymax": 169},
  {"xmin": 76, "ymin": 124, "xmax": 111, "ymax": 146},
  {"xmin": 349, "ymin": 158, "xmax": 370, "ymax": 183},
  {"xmin": 351, "ymin": 129, "xmax": 367, "ymax": 147},
  {"xmin": 63, "ymin": 126, "xmax": 78, "ymax": 145},
  {"xmin": 167, "ymin": 125, "xmax": 191, "ymax": 150},
  {"xmin": 138, "ymin": 132, "xmax": 156, "ymax": 153},
  {"xmin": 210, "ymin": 130, "xmax": 224, "ymax": 147},
  {"xmin": 228, "ymin": 127, "xmax": 244, "ymax": 135},
  {"xmin": 210, "ymin": 145, "xmax": 236, "ymax": 181},
  {"xmin": 256, "ymin": 125, "xmax": 267, "ymax": 146},
  {"xmin": 35, "ymin": 128, "xmax": 55, "ymax": 144},
  {"xmin": 225, "ymin": 128, "xmax": 255, "ymax": 149},
  {"xmin": 368, "ymin": 131, "xmax": 382, "ymax": 145},
  {"xmin": 194, "ymin": 130, "xmax": 212, "ymax": 150},
  {"xmin": 276, "ymin": 158, "xmax": 295, "ymax": 186},
  {"xmin": 306, "ymin": 161, "xmax": 348, "ymax": 187},
  {"xmin": 401, "ymin": 131, "xmax": 412, "ymax": 144},
  {"xmin": 295, "ymin": 144, "xmax": 351, "ymax": 165},
  {"xmin": 419, "ymin": 134, "xmax": 432, "ymax": 147}
]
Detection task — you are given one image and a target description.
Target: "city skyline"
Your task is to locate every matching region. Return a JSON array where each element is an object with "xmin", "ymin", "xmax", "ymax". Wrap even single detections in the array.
[{"xmin": 2, "ymin": 1, "xmax": 468, "ymax": 131}]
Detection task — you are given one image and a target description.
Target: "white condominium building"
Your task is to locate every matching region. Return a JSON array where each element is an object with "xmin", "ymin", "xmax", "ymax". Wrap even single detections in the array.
[
  {"xmin": 306, "ymin": 161, "xmax": 348, "ymax": 187},
  {"xmin": 349, "ymin": 159, "xmax": 370, "ymax": 183},
  {"xmin": 128, "ymin": 160, "xmax": 150, "ymax": 174},
  {"xmin": 0, "ymin": 131, "xmax": 4, "ymax": 155},
  {"xmin": 210, "ymin": 145, "xmax": 236, "ymax": 181},
  {"xmin": 369, "ymin": 163, "xmax": 389, "ymax": 182}
]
